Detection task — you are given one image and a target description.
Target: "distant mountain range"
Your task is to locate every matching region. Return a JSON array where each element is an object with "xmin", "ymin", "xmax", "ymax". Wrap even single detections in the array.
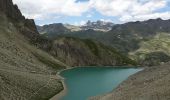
[
  {"xmin": 37, "ymin": 18, "xmax": 170, "ymax": 66},
  {"xmin": 37, "ymin": 20, "xmax": 114, "ymax": 35},
  {"xmin": 81, "ymin": 20, "xmax": 114, "ymax": 31}
]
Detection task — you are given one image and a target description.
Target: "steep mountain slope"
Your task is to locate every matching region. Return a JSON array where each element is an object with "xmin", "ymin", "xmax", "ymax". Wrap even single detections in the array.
[
  {"xmin": 36, "ymin": 24, "xmax": 136, "ymax": 66},
  {"xmin": 60, "ymin": 18, "xmax": 170, "ymax": 66},
  {"xmin": 90, "ymin": 62, "xmax": 170, "ymax": 100},
  {"xmin": 67, "ymin": 18, "xmax": 170, "ymax": 53},
  {"xmin": 0, "ymin": 0, "xmax": 67, "ymax": 99},
  {"xmin": 48, "ymin": 37, "xmax": 136, "ymax": 66},
  {"xmin": 103, "ymin": 18, "xmax": 170, "ymax": 52}
]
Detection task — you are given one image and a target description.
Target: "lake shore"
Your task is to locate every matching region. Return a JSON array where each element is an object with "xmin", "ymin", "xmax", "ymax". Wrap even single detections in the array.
[
  {"xmin": 90, "ymin": 63, "xmax": 170, "ymax": 100},
  {"xmin": 50, "ymin": 67, "xmax": 82, "ymax": 100},
  {"xmin": 50, "ymin": 74, "xmax": 67, "ymax": 100},
  {"xmin": 50, "ymin": 66, "xmax": 142, "ymax": 100}
]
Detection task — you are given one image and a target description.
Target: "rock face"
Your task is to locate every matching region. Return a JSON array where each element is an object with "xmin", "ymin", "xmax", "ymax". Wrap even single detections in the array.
[
  {"xmin": 0, "ymin": 0, "xmax": 24, "ymax": 20},
  {"xmin": 0, "ymin": 0, "xmax": 39, "ymax": 40}
]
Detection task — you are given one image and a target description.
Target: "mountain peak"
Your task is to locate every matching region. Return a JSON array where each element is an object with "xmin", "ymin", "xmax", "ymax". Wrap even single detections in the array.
[
  {"xmin": 0, "ymin": 0, "xmax": 39, "ymax": 39},
  {"xmin": 0, "ymin": 0, "xmax": 25, "ymax": 20},
  {"xmin": 81, "ymin": 20, "xmax": 114, "ymax": 31}
]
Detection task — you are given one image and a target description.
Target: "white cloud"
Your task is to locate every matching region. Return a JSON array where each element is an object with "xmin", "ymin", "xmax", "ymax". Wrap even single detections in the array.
[
  {"xmin": 120, "ymin": 12, "xmax": 170, "ymax": 22},
  {"xmin": 80, "ymin": 20, "xmax": 87, "ymax": 25},
  {"xmin": 100, "ymin": 19, "xmax": 113, "ymax": 22},
  {"xmin": 89, "ymin": 0, "xmax": 170, "ymax": 22},
  {"xmin": 130, "ymin": 0, "xmax": 167, "ymax": 15},
  {"xmin": 73, "ymin": 20, "xmax": 87, "ymax": 26},
  {"xmin": 90, "ymin": 0, "xmax": 132, "ymax": 16},
  {"xmin": 86, "ymin": 14, "xmax": 92, "ymax": 18},
  {"xmin": 13, "ymin": 0, "xmax": 170, "ymax": 22},
  {"xmin": 13, "ymin": 0, "xmax": 90, "ymax": 19}
]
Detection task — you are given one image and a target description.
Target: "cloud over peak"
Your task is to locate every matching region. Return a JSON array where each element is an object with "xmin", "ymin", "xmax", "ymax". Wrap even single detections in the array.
[{"xmin": 13, "ymin": 0, "xmax": 170, "ymax": 23}]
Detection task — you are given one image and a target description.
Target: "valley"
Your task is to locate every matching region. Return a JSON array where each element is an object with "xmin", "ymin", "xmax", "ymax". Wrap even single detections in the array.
[
  {"xmin": 1, "ymin": 0, "xmax": 170, "ymax": 100},
  {"xmin": 38, "ymin": 18, "xmax": 170, "ymax": 66}
]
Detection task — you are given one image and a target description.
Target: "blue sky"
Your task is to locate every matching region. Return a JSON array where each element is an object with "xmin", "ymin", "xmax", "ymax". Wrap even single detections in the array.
[{"xmin": 13, "ymin": 0, "xmax": 170, "ymax": 25}]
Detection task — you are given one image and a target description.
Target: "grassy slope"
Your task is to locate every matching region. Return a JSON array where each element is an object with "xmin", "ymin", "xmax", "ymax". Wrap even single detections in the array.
[
  {"xmin": 0, "ymin": 15, "xmax": 67, "ymax": 100},
  {"xmin": 129, "ymin": 33, "xmax": 170, "ymax": 65}
]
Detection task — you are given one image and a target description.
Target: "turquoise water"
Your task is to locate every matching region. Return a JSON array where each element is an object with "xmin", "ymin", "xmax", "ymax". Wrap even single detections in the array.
[{"xmin": 60, "ymin": 67, "xmax": 142, "ymax": 100}]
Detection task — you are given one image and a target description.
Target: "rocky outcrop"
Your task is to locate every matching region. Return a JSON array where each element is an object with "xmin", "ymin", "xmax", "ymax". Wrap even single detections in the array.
[
  {"xmin": 0, "ymin": 0, "xmax": 39, "ymax": 40},
  {"xmin": 0, "ymin": 0, "xmax": 24, "ymax": 20}
]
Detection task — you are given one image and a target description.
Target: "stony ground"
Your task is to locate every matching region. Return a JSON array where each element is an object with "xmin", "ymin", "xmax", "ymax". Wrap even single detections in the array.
[
  {"xmin": 0, "ymin": 15, "xmax": 66, "ymax": 100},
  {"xmin": 0, "ymin": 68, "xmax": 63, "ymax": 100},
  {"xmin": 90, "ymin": 62, "xmax": 170, "ymax": 100}
]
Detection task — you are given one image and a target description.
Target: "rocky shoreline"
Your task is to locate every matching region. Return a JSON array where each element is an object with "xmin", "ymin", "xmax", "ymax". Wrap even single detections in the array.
[
  {"xmin": 50, "ymin": 74, "xmax": 67, "ymax": 100},
  {"xmin": 50, "ymin": 66, "xmax": 141, "ymax": 100},
  {"xmin": 90, "ymin": 62, "xmax": 170, "ymax": 100}
]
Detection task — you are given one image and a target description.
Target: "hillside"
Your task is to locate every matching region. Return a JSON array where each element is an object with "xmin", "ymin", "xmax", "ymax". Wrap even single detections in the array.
[
  {"xmin": 0, "ymin": 0, "xmax": 68, "ymax": 99},
  {"xmin": 58, "ymin": 18, "xmax": 170, "ymax": 66},
  {"xmin": 0, "ymin": 0, "xmax": 138, "ymax": 99},
  {"xmin": 36, "ymin": 24, "xmax": 136, "ymax": 67},
  {"xmin": 129, "ymin": 33, "xmax": 170, "ymax": 66},
  {"xmin": 48, "ymin": 37, "xmax": 136, "ymax": 66},
  {"xmin": 90, "ymin": 62, "xmax": 170, "ymax": 100}
]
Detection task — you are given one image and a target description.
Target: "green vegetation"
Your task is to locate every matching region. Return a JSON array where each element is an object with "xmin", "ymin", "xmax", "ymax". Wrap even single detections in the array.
[
  {"xmin": 100, "ymin": 43, "xmax": 137, "ymax": 66},
  {"xmin": 129, "ymin": 33, "xmax": 170, "ymax": 66},
  {"xmin": 83, "ymin": 39, "xmax": 99, "ymax": 57}
]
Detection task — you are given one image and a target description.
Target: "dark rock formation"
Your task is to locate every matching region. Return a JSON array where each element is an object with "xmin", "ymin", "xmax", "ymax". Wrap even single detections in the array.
[
  {"xmin": 0, "ymin": 0, "xmax": 53, "ymax": 54},
  {"xmin": 0, "ymin": 0, "xmax": 24, "ymax": 20},
  {"xmin": 0, "ymin": 0, "xmax": 39, "ymax": 39}
]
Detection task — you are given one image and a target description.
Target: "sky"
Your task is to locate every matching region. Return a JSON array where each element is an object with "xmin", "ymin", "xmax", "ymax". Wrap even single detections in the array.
[{"xmin": 13, "ymin": 0, "xmax": 170, "ymax": 25}]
